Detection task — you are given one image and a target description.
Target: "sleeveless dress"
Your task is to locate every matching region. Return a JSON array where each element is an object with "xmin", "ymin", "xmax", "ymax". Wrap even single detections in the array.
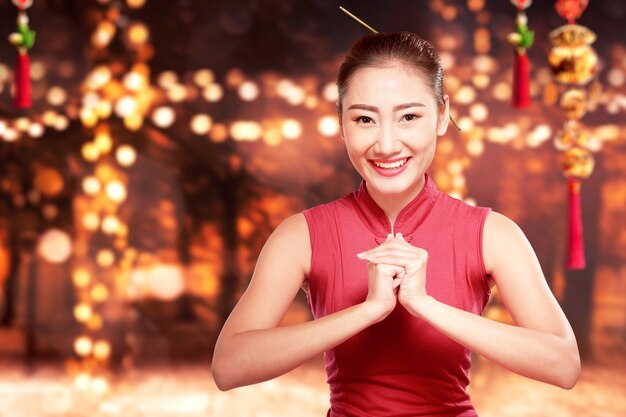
[{"xmin": 303, "ymin": 174, "xmax": 492, "ymax": 417}]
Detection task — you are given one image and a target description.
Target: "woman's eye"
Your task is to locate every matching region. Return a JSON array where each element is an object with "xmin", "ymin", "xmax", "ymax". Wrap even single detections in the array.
[
  {"xmin": 355, "ymin": 116, "xmax": 374, "ymax": 124},
  {"xmin": 401, "ymin": 114, "xmax": 420, "ymax": 122}
]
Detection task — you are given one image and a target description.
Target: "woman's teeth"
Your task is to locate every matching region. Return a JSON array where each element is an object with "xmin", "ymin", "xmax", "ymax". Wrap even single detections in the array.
[{"xmin": 373, "ymin": 158, "xmax": 408, "ymax": 169}]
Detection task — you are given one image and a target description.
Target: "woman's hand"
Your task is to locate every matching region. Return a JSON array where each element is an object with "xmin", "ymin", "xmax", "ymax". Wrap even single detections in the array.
[
  {"xmin": 359, "ymin": 235, "xmax": 405, "ymax": 323},
  {"xmin": 358, "ymin": 233, "xmax": 429, "ymax": 317}
]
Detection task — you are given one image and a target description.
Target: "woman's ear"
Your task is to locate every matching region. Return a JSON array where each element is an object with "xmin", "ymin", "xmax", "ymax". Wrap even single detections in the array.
[{"xmin": 437, "ymin": 94, "xmax": 450, "ymax": 136}]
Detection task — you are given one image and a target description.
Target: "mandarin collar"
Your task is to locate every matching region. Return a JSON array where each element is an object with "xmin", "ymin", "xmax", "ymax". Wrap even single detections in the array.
[{"xmin": 352, "ymin": 174, "xmax": 439, "ymax": 244}]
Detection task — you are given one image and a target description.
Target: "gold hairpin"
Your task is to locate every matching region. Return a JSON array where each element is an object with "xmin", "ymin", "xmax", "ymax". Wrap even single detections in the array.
[{"xmin": 339, "ymin": 6, "xmax": 461, "ymax": 132}]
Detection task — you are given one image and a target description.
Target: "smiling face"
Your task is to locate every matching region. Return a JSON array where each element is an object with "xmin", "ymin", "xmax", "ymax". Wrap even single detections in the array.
[{"xmin": 340, "ymin": 62, "xmax": 449, "ymax": 205}]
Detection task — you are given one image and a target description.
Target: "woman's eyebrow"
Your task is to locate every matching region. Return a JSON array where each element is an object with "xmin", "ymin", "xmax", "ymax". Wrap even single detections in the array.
[
  {"xmin": 346, "ymin": 102, "xmax": 426, "ymax": 112},
  {"xmin": 347, "ymin": 104, "xmax": 378, "ymax": 112},
  {"xmin": 394, "ymin": 102, "xmax": 426, "ymax": 110}
]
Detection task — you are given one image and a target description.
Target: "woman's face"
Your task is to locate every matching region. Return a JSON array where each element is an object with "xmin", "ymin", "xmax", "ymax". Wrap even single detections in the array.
[{"xmin": 340, "ymin": 63, "xmax": 449, "ymax": 201}]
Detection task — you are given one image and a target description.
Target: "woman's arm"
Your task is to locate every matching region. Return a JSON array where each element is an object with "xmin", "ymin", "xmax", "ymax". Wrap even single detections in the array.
[
  {"xmin": 211, "ymin": 213, "xmax": 398, "ymax": 391},
  {"xmin": 359, "ymin": 212, "xmax": 581, "ymax": 389}
]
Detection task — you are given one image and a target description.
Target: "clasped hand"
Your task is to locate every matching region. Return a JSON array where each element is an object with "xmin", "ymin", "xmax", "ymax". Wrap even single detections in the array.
[{"xmin": 357, "ymin": 233, "xmax": 428, "ymax": 321}]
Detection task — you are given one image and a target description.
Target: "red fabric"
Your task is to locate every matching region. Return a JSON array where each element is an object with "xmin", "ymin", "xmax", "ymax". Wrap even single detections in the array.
[
  {"xmin": 304, "ymin": 174, "xmax": 492, "ymax": 417},
  {"xmin": 567, "ymin": 178, "xmax": 586, "ymax": 269},
  {"xmin": 14, "ymin": 50, "xmax": 32, "ymax": 109},
  {"xmin": 512, "ymin": 51, "xmax": 531, "ymax": 108}
]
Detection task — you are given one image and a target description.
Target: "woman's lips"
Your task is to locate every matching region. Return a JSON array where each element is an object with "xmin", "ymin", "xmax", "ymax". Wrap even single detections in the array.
[{"xmin": 368, "ymin": 157, "xmax": 410, "ymax": 177}]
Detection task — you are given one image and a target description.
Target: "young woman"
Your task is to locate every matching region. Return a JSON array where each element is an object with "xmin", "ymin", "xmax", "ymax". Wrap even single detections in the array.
[{"xmin": 212, "ymin": 32, "xmax": 581, "ymax": 416}]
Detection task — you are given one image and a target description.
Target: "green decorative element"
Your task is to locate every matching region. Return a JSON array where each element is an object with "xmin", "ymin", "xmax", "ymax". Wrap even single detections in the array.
[
  {"xmin": 515, "ymin": 23, "xmax": 534, "ymax": 50},
  {"xmin": 15, "ymin": 23, "xmax": 36, "ymax": 50}
]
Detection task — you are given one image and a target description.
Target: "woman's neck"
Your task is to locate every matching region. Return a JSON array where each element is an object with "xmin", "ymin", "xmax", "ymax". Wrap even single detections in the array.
[{"xmin": 367, "ymin": 175, "xmax": 426, "ymax": 229}]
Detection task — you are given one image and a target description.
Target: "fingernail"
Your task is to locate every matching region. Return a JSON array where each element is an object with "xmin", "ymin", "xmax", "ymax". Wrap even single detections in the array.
[
  {"xmin": 396, "ymin": 232, "xmax": 403, "ymax": 237},
  {"xmin": 356, "ymin": 252, "xmax": 366, "ymax": 259}
]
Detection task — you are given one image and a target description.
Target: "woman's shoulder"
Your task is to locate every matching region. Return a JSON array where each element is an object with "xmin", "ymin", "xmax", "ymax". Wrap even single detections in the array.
[{"xmin": 482, "ymin": 210, "xmax": 529, "ymax": 274}]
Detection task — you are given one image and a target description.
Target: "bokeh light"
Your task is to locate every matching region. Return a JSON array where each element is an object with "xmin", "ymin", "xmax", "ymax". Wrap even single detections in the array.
[{"xmin": 37, "ymin": 229, "xmax": 72, "ymax": 264}]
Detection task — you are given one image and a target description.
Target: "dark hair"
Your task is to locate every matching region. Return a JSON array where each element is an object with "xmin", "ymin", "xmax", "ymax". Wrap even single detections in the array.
[{"xmin": 336, "ymin": 32, "xmax": 444, "ymax": 115}]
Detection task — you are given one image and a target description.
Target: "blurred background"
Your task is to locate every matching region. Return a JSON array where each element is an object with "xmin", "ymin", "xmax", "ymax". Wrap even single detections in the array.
[{"xmin": 0, "ymin": 0, "xmax": 625, "ymax": 416}]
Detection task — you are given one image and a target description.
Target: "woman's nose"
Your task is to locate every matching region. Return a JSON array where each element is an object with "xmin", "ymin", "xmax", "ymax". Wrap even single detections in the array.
[{"xmin": 374, "ymin": 124, "xmax": 402, "ymax": 155}]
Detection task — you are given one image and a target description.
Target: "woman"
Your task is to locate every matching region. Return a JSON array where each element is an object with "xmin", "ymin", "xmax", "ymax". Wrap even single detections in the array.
[{"xmin": 212, "ymin": 32, "xmax": 581, "ymax": 416}]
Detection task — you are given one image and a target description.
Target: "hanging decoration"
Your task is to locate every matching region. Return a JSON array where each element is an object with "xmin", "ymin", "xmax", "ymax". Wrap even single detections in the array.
[
  {"xmin": 507, "ymin": 0, "xmax": 534, "ymax": 109},
  {"xmin": 8, "ymin": 0, "xmax": 36, "ymax": 110},
  {"xmin": 550, "ymin": 0, "xmax": 599, "ymax": 270}
]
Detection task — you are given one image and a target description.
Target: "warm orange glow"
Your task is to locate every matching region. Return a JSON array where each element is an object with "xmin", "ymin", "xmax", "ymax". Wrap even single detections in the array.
[
  {"xmin": 124, "ymin": 113, "xmax": 144, "ymax": 131},
  {"xmin": 193, "ymin": 69, "xmax": 215, "ymax": 87},
  {"xmin": 210, "ymin": 123, "xmax": 228, "ymax": 142},
  {"xmin": 152, "ymin": 106, "xmax": 176, "ymax": 128},
  {"xmin": 34, "ymin": 168, "xmax": 64, "ymax": 197},
  {"xmin": 93, "ymin": 340, "xmax": 112, "ymax": 360},
  {"xmin": 74, "ymin": 336, "xmax": 93, "ymax": 357},
  {"xmin": 96, "ymin": 249, "xmax": 115, "ymax": 267},
  {"xmin": 91, "ymin": 284, "xmax": 109, "ymax": 302},
  {"xmin": 123, "ymin": 71, "xmax": 146, "ymax": 91},
  {"xmin": 454, "ymin": 86, "xmax": 477, "ymax": 105},
  {"xmin": 318, "ymin": 116, "xmax": 339, "ymax": 137},
  {"xmin": 95, "ymin": 100, "xmax": 113, "ymax": 119},
  {"xmin": 80, "ymin": 108, "xmax": 98, "ymax": 128},
  {"xmin": 13, "ymin": 118, "xmax": 29, "ymax": 132},
  {"xmin": 116, "ymin": 145, "xmax": 137, "ymax": 167},
  {"xmin": 74, "ymin": 372, "xmax": 91, "ymax": 390},
  {"xmin": 91, "ymin": 376, "xmax": 109, "ymax": 395},
  {"xmin": 105, "ymin": 180, "xmax": 127, "ymax": 203},
  {"xmin": 467, "ymin": 139, "xmax": 485, "ymax": 156},
  {"xmin": 87, "ymin": 314, "xmax": 104, "ymax": 331},
  {"xmin": 322, "ymin": 83, "xmax": 338, "ymax": 102},
  {"xmin": 226, "ymin": 68, "xmax": 245, "ymax": 88},
  {"xmin": 167, "ymin": 84, "xmax": 187, "ymax": 102},
  {"xmin": 82, "ymin": 142, "xmax": 100, "ymax": 162},
  {"xmin": 28, "ymin": 122, "xmax": 44, "ymax": 137},
  {"xmin": 190, "ymin": 114, "xmax": 212, "ymax": 135},
  {"xmin": 262, "ymin": 128, "xmax": 282, "ymax": 146},
  {"xmin": 92, "ymin": 20, "xmax": 116, "ymax": 48},
  {"xmin": 238, "ymin": 81, "xmax": 259, "ymax": 101},
  {"xmin": 281, "ymin": 119, "xmax": 302, "ymax": 140},
  {"xmin": 73, "ymin": 303, "xmax": 93, "ymax": 323},
  {"xmin": 82, "ymin": 176, "xmax": 101, "ymax": 195},
  {"xmin": 102, "ymin": 215, "xmax": 121, "ymax": 235},
  {"xmin": 37, "ymin": 229, "xmax": 72, "ymax": 264},
  {"xmin": 95, "ymin": 131, "xmax": 113, "ymax": 154},
  {"xmin": 230, "ymin": 121, "xmax": 262, "ymax": 142},
  {"xmin": 115, "ymin": 95, "xmax": 138, "ymax": 118},
  {"xmin": 469, "ymin": 103, "xmax": 488, "ymax": 122},
  {"xmin": 158, "ymin": 71, "xmax": 178, "ymax": 89},
  {"xmin": 88, "ymin": 66, "xmax": 112, "ymax": 90},
  {"xmin": 127, "ymin": 0, "xmax": 146, "ymax": 8},
  {"xmin": 73, "ymin": 268, "xmax": 91, "ymax": 288},
  {"xmin": 128, "ymin": 23, "xmax": 149, "ymax": 45},
  {"xmin": 82, "ymin": 212, "xmax": 100, "ymax": 232},
  {"xmin": 203, "ymin": 84, "xmax": 224, "ymax": 102},
  {"xmin": 47, "ymin": 86, "xmax": 67, "ymax": 106}
]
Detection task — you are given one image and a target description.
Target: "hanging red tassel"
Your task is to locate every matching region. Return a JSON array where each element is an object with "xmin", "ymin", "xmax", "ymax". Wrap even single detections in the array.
[
  {"xmin": 9, "ymin": 0, "xmax": 36, "ymax": 110},
  {"xmin": 14, "ymin": 50, "xmax": 32, "ymax": 109},
  {"xmin": 566, "ymin": 177, "xmax": 586, "ymax": 269},
  {"xmin": 512, "ymin": 50, "xmax": 531, "ymax": 108},
  {"xmin": 508, "ymin": 1, "xmax": 534, "ymax": 109}
]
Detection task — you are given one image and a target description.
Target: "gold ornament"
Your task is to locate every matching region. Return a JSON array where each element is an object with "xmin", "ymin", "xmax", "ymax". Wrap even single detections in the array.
[
  {"xmin": 560, "ymin": 146, "xmax": 595, "ymax": 179},
  {"xmin": 548, "ymin": 24, "xmax": 599, "ymax": 85}
]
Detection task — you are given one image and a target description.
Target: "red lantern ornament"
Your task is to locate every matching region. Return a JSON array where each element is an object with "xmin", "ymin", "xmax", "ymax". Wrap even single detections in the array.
[
  {"xmin": 8, "ymin": 0, "xmax": 36, "ymax": 110},
  {"xmin": 507, "ymin": 0, "xmax": 534, "ymax": 109},
  {"xmin": 555, "ymin": 0, "xmax": 589, "ymax": 24}
]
